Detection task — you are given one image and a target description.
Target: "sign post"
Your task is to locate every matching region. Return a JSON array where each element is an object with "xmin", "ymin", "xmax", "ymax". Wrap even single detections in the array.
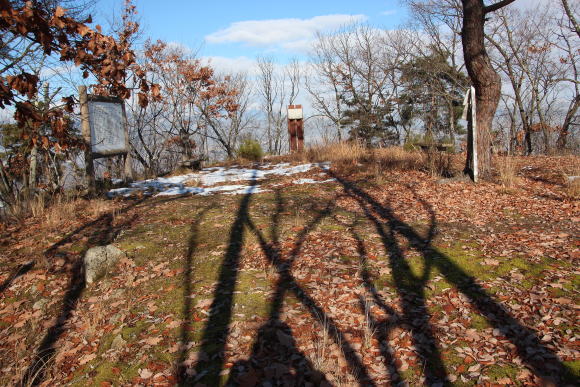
[
  {"xmin": 78, "ymin": 86, "xmax": 133, "ymax": 194},
  {"xmin": 287, "ymin": 105, "xmax": 304, "ymax": 152},
  {"xmin": 79, "ymin": 86, "xmax": 96, "ymax": 195},
  {"xmin": 462, "ymin": 87, "xmax": 478, "ymax": 182}
]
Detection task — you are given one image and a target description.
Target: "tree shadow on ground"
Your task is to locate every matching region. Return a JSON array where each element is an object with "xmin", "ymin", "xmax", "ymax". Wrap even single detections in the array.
[
  {"xmin": 328, "ymin": 170, "xmax": 575, "ymax": 385},
  {"xmin": 21, "ymin": 195, "xmax": 183, "ymax": 386},
  {"xmin": 188, "ymin": 180, "xmax": 378, "ymax": 386},
  {"xmin": 0, "ymin": 260, "xmax": 35, "ymax": 294},
  {"xmin": 176, "ymin": 204, "xmax": 216, "ymax": 381},
  {"xmin": 187, "ymin": 177, "xmax": 259, "ymax": 384},
  {"xmin": 227, "ymin": 189, "xmax": 333, "ymax": 386},
  {"xmin": 342, "ymin": 216, "xmax": 406, "ymax": 385}
]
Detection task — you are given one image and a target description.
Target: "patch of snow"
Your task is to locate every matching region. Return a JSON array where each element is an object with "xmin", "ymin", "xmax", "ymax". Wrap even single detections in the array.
[
  {"xmin": 155, "ymin": 184, "xmax": 268, "ymax": 197},
  {"xmin": 293, "ymin": 178, "xmax": 337, "ymax": 185},
  {"xmin": 107, "ymin": 187, "xmax": 138, "ymax": 198},
  {"xmin": 155, "ymin": 186, "xmax": 204, "ymax": 196},
  {"xmin": 108, "ymin": 162, "xmax": 331, "ymax": 198}
]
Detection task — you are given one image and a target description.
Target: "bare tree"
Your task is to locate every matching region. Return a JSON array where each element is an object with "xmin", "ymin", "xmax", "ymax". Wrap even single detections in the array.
[
  {"xmin": 200, "ymin": 73, "xmax": 256, "ymax": 158},
  {"xmin": 126, "ymin": 41, "xmax": 240, "ymax": 174},
  {"xmin": 256, "ymin": 57, "xmax": 291, "ymax": 155},
  {"xmin": 555, "ymin": 0, "xmax": 580, "ymax": 150},
  {"xmin": 308, "ymin": 25, "xmax": 407, "ymax": 145},
  {"xmin": 486, "ymin": 4, "xmax": 579, "ymax": 154},
  {"xmin": 306, "ymin": 32, "xmax": 347, "ymax": 141}
]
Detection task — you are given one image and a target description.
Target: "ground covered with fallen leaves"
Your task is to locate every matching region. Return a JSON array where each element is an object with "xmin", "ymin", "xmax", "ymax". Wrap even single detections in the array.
[{"xmin": 0, "ymin": 155, "xmax": 578, "ymax": 386}]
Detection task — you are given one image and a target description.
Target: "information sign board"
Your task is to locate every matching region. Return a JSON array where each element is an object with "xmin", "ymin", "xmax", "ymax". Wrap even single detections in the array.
[{"xmin": 87, "ymin": 97, "xmax": 128, "ymax": 157}]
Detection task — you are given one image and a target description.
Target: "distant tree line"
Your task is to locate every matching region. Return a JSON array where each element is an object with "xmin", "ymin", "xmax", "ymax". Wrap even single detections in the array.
[{"xmin": 307, "ymin": 0, "xmax": 578, "ymax": 160}]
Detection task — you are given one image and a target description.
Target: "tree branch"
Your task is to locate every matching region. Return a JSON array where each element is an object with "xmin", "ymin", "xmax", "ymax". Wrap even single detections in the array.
[
  {"xmin": 484, "ymin": 0, "xmax": 517, "ymax": 14},
  {"xmin": 561, "ymin": 0, "xmax": 580, "ymax": 39}
]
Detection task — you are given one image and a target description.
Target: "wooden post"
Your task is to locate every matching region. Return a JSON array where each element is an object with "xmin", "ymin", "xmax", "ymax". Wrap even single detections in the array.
[
  {"xmin": 78, "ymin": 86, "xmax": 96, "ymax": 195},
  {"xmin": 287, "ymin": 104, "xmax": 304, "ymax": 153},
  {"xmin": 121, "ymin": 102, "xmax": 133, "ymax": 182},
  {"xmin": 471, "ymin": 87, "xmax": 478, "ymax": 183},
  {"xmin": 462, "ymin": 87, "xmax": 478, "ymax": 182},
  {"xmin": 288, "ymin": 119, "xmax": 297, "ymax": 152}
]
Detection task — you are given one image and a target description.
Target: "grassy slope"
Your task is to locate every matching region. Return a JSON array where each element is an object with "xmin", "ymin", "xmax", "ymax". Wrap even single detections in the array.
[{"xmin": 0, "ymin": 156, "xmax": 578, "ymax": 386}]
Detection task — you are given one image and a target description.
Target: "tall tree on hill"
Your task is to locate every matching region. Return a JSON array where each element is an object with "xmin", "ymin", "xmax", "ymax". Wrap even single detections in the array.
[
  {"xmin": 400, "ymin": 49, "xmax": 469, "ymax": 144},
  {"xmin": 460, "ymin": 0, "xmax": 517, "ymax": 178}
]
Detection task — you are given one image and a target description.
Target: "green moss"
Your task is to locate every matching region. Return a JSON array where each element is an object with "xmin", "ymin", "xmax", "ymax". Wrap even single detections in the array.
[
  {"xmin": 502, "ymin": 208, "xmax": 523, "ymax": 219},
  {"xmin": 436, "ymin": 244, "xmax": 492, "ymax": 283},
  {"xmin": 405, "ymin": 256, "xmax": 428, "ymax": 279},
  {"xmin": 97, "ymin": 333, "xmax": 116, "ymax": 354},
  {"xmin": 434, "ymin": 241, "xmax": 554, "ymax": 294},
  {"xmin": 469, "ymin": 313, "xmax": 490, "ymax": 330},
  {"xmin": 563, "ymin": 360, "xmax": 580, "ymax": 382},
  {"xmin": 339, "ymin": 255, "xmax": 355, "ymax": 264},
  {"xmin": 374, "ymin": 274, "xmax": 393, "ymax": 289},
  {"xmin": 429, "ymin": 303, "xmax": 443, "ymax": 315},
  {"xmin": 68, "ymin": 242, "xmax": 86, "ymax": 254},
  {"xmin": 426, "ymin": 278, "xmax": 452, "ymax": 296},
  {"xmin": 115, "ymin": 240, "xmax": 158, "ymax": 254},
  {"xmin": 88, "ymin": 361, "xmax": 116, "ymax": 386},
  {"xmin": 319, "ymin": 223, "xmax": 344, "ymax": 232},
  {"xmin": 485, "ymin": 363, "xmax": 518, "ymax": 383},
  {"xmin": 121, "ymin": 320, "xmax": 149, "ymax": 340},
  {"xmin": 232, "ymin": 270, "xmax": 270, "ymax": 318}
]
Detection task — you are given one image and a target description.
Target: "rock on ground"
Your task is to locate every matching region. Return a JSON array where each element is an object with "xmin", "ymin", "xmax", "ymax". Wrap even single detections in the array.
[{"xmin": 84, "ymin": 245, "xmax": 125, "ymax": 284}]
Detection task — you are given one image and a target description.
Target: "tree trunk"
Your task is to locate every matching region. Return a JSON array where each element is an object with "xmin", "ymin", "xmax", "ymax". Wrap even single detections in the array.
[
  {"xmin": 461, "ymin": 0, "xmax": 516, "ymax": 178},
  {"xmin": 556, "ymin": 96, "xmax": 579, "ymax": 150},
  {"xmin": 561, "ymin": 0, "xmax": 580, "ymax": 39}
]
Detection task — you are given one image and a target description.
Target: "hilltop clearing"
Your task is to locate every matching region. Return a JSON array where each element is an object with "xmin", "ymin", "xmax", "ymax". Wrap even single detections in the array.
[{"xmin": 0, "ymin": 155, "xmax": 578, "ymax": 386}]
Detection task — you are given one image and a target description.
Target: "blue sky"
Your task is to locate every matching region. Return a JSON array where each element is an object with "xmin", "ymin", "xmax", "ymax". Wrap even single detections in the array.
[{"xmin": 97, "ymin": 0, "xmax": 408, "ymax": 70}]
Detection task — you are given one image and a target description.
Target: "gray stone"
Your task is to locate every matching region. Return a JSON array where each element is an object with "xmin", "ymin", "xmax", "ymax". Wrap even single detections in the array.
[{"xmin": 84, "ymin": 245, "xmax": 125, "ymax": 284}]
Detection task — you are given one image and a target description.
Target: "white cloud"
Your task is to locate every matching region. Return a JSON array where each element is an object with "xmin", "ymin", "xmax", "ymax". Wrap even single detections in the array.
[
  {"xmin": 381, "ymin": 10, "xmax": 397, "ymax": 16},
  {"xmin": 280, "ymin": 39, "xmax": 315, "ymax": 54},
  {"xmin": 205, "ymin": 14, "xmax": 367, "ymax": 52},
  {"xmin": 201, "ymin": 56, "xmax": 259, "ymax": 76}
]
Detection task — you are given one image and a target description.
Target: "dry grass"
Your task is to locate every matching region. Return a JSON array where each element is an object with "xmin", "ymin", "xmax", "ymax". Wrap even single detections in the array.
[
  {"xmin": 497, "ymin": 156, "xmax": 520, "ymax": 188},
  {"xmin": 309, "ymin": 316, "xmax": 354, "ymax": 386},
  {"xmin": 295, "ymin": 142, "xmax": 424, "ymax": 173},
  {"xmin": 556, "ymin": 161, "xmax": 580, "ymax": 199},
  {"xmin": 41, "ymin": 197, "xmax": 113, "ymax": 231},
  {"xmin": 360, "ymin": 295, "xmax": 377, "ymax": 350},
  {"xmin": 566, "ymin": 177, "xmax": 580, "ymax": 199},
  {"xmin": 304, "ymin": 141, "xmax": 367, "ymax": 166},
  {"xmin": 371, "ymin": 146, "xmax": 424, "ymax": 171},
  {"xmin": 212, "ymin": 142, "xmax": 427, "ymax": 176},
  {"xmin": 562, "ymin": 166, "xmax": 580, "ymax": 199}
]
